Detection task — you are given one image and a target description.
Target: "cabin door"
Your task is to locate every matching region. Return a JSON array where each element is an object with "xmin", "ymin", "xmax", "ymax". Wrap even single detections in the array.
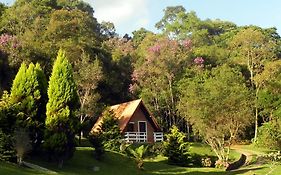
[{"xmin": 138, "ymin": 121, "xmax": 147, "ymax": 142}]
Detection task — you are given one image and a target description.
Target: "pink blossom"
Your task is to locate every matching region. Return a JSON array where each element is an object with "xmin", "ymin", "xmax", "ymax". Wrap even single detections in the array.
[
  {"xmin": 148, "ymin": 44, "xmax": 161, "ymax": 53},
  {"xmin": 0, "ymin": 34, "xmax": 20, "ymax": 49},
  {"xmin": 0, "ymin": 34, "xmax": 13, "ymax": 46},
  {"xmin": 194, "ymin": 57, "xmax": 205, "ymax": 65},
  {"xmin": 131, "ymin": 71, "xmax": 139, "ymax": 81},
  {"xmin": 128, "ymin": 84, "xmax": 137, "ymax": 93},
  {"xmin": 182, "ymin": 39, "xmax": 192, "ymax": 48}
]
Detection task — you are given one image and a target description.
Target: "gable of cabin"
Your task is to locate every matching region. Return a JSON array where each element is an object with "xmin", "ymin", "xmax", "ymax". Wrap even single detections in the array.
[{"xmin": 123, "ymin": 103, "xmax": 159, "ymax": 142}]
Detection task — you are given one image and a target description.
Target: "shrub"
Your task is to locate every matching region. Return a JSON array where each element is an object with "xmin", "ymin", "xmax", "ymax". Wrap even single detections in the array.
[
  {"xmin": 0, "ymin": 129, "xmax": 15, "ymax": 161},
  {"xmin": 10, "ymin": 63, "xmax": 47, "ymax": 151},
  {"xmin": 146, "ymin": 142, "xmax": 164, "ymax": 158},
  {"xmin": 89, "ymin": 133, "xmax": 104, "ymax": 160},
  {"xmin": 0, "ymin": 91, "xmax": 17, "ymax": 134},
  {"xmin": 215, "ymin": 159, "xmax": 229, "ymax": 169},
  {"xmin": 189, "ymin": 153, "xmax": 216, "ymax": 167},
  {"xmin": 163, "ymin": 125, "xmax": 189, "ymax": 166},
  {"xmin": 257, "ymin": 151, "xmax": 281, "ymax": 163},
  {"xmin": 256, "ymin": 121, "xmax": 281, "ymax": 149},
  {"xmin": 99, "ymin": 109, "xmax": 121, "ymax": 151},
  {"xmin": 128, "ymin": 145, "xmax": 148, "ymax": 170},
  {"xmin": 201, "ymin": 157, "xmax": 212, "ymax": 167}
]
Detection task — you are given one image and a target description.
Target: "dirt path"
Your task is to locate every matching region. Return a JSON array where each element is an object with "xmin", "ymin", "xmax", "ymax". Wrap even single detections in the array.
[{"xmin": 230, "ymin": 145, "xmax": 265, "ymax": 165}]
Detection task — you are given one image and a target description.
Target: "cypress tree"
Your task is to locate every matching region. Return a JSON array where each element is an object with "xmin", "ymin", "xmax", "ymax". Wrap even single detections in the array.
[
  {"xmin": 10, "ymin": 62, "xmax": 47, "ymax": 151},
  {"xmin": 45, "ymin": 49, "xmax": 79, "ymax": 168}
]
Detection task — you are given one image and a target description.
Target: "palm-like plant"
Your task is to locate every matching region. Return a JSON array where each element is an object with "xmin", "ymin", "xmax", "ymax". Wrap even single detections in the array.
[{"xmin": 128, "ymin": 145, "xmax": 148, "ymax": 170}]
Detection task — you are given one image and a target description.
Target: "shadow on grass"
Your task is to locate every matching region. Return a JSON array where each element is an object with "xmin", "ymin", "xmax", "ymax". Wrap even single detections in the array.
[
  {"xmin": 26, "ymin": 148, "xmax": 266, "ymax": 175},
  {"xmin": 27, "ymin": 147, "xmax": 142, "ymax": 175},
  {"xmin": 145, "ymin": 159, "xmax": 265, "ymax": 175}
]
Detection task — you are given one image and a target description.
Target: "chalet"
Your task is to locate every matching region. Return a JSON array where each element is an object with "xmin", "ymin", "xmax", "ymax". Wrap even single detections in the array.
[{"xmin": 91, "ymin": 99, "xmax": 163, "ymax": 143}]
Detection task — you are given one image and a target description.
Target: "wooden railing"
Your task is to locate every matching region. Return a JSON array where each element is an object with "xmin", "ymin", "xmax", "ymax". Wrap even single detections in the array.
[
  {"xmin": 124, "ymin": 132, "xmax": 164, "ymax": 142},
  {"xmin": 124, "ymin": 132, "xmax": 147, "ymax": 142},
  {"xmin": 154, "ymin": 132, "xmax": 163, "ymax": 142}
]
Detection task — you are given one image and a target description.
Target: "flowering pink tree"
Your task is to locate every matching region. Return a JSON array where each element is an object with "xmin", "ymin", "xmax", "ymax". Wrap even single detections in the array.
[
  {"xmin": 131, "ymin": 35, "xmax": 192, "ymax": 130},
  {"xmin": 0, "ymin": 34, "xmax": 22, "ymax": 67}
]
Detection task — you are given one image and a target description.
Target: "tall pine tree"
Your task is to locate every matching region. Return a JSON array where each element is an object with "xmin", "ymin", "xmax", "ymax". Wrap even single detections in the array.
[
  {"xmin": 10, "ymin": 62, "xmax": 47, "ymax": 151},
  {"xmin": 45, "ymin": 49, "xmax": 79, "ymax": 168}
]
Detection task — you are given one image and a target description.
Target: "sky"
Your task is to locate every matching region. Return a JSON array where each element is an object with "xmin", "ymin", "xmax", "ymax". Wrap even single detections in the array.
[{"xmin": 2, "ymin": 0, "xmax": 281, "ymax": 36}]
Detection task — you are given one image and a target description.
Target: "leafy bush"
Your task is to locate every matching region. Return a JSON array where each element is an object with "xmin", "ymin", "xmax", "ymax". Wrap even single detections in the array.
[
  {"xmin": 163, "ymin": 125, "xmax": 189, "ymax": 166},
  {"xmin": 215, "ymin": 159, "xmax": 229, "ymax": 169},
  {"xmin": 201, "ymin": 157, "xmax": 213, "ymax": 167},
  {"xmin": 0, "ymin": 129, "xmax": 15, "ymax": 161},
  {"xmin": 44, "ymin": 132, "xmax": 76, "ymax": 167},
  {"xmin": 256, "ymin": 121, "xmax": 281, "ymax": 149},
  {"xmin": 128, "ymin": 145, "xmax": 148, "ymax": 170},
  {"xmin": 10, "ymin": 63, "xmax": 47, "ymax": 152},
  {"xmin": 146, "ymin": 142, "xmax": 164, "ymax": 158},
  {"xmin": 257, "ymin": 151, "xmax": 281, "ymax": 163},
  {"xmin": 89, "ymin": 133, "xmax": 104, "ymax": 160},
  {"xmin": 188, "ymin": 153, "xmax": 216, "ymax": 167},
  {"xmin": 99, "ymin": 109, "xmax": 121, "ymax": 151},
  {"xmin": 0, "ymin": 91, "xmax": 17, "ymax": 134}
]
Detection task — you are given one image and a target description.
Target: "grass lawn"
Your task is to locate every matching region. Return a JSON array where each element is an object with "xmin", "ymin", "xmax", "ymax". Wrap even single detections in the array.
[
  {"xmin": 0, "ymin": 161, "xmax": 44, "ymax": 175},
  {"xmin": 0, "ymin": 143, "xmax": 280, "ymax": 175}
]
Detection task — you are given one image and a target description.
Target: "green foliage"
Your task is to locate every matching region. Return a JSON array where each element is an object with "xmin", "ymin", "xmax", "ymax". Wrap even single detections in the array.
[
  {"xmin": 99, "ymin": 21, "xmax": 116, "ymax": 39},
  {"xmin": 45, "ymin": 49, "xmax": 79, "ymax": 167},
  {"xmin": 146, "ymin": 142, "xmax": 164, "ymax": 157},
  {"xmin": 0, "ymin": 91, "xmax": 17, "ymax": 134},
  {"xmin": 132, "ymin": 35, "xmax": 191, "ymax": 130},
  {"xmin": 44, "ymin": 132, "xmax": 75, "ymax": 161},
  {"xmin": 56, "ymin": 0, "xmax": 94, "ymax": 15},
  {"xmin": 256, "ymin": 121, "xmax": 281, "ymax": 149},
  {"xmin": 255, "ymin": 61, "xmax": 281, "ymax": 149},
  {"xmin": 163, "ymin": 125, "xmax": 189, "ymax": 166},
  {"xmin": 0, "ymin": 129, "xmax": 15, "ymax": 162},
  {"xmin": 100, "ymin": 37, "xmax": 134, "ymax": 104},
  {"xmin": 0, "ymin": 3, "xmax": 7, "ymax": 17},
  {"xmin": 178, "ymin": 65, "xmax": 252, "ymax": 162},
  {"xmin": 88, "ymin": 133, "xmax": 104, "ymax": 160},
  {"xmin": 74, "ymin": 53, "xmax": 103, "ymax": 140},
  {"xmin": 98, "ymin": 109, "xmax": 121, "ymax": 151},
  {"xmin": 128, "ymin": 145, "xmax": 148, "ymax": 170},
  {"xmin": 10, "ymin": 62, "xmax": 47, "ymax": 150},
  {"xmin": 257, "ymin": 151, "xmax": 281, "ymax": 162},
  {"xmin": 132, "ymin": 28, "xmax": 153, "ymax": 47}
]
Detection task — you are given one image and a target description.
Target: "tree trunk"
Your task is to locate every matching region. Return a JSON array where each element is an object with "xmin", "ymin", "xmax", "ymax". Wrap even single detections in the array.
[
  {"xmin": 17, "ymin": 156, "xmax": 23, "ymax": 166},
  {"xmin": 58, "ymin": 159, "xmax": 64, "ymax": 169},
  {"xmin": 186, "ymin": 121, "xmax": 190, "ymax": 141},
  {"xmin": 254, "ymin": 107, "xmax": 258, "ymax": 142},
  {"xmin": 253, "ymin": 87, "xmax": 259, "ymax": 142},
  {"xmin": 79, "ymin": 114, "xmax": 84, "ymax": 145}
]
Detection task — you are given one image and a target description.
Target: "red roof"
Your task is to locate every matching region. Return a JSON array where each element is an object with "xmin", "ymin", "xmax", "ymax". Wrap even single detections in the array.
[{"xmin": 91, "ymin": 99, "xmax": 161, "ymax": 133}]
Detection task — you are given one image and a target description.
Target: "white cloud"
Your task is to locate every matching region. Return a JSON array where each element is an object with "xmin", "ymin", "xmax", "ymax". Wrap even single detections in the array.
[{"xmin": 84, "ymin": 0, "xmax": 150, "ymax": 35}]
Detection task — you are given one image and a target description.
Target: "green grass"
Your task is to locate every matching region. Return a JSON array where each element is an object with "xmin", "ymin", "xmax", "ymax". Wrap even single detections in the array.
[
  {"xmin": 0, "ymin": 143, "xmax": 280, "ymax": 175},
  {"xmin": 0, "ymin": 161, "xmax": 44, "ymax": 175},
  {"xmin": 237, "ymin": 144, "xmax": 276, "ymax": 154}
]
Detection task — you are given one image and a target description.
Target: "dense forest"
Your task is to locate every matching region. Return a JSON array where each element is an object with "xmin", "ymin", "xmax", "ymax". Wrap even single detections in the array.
[{"xmin": 1, "ymin": 0, "xmax": 281, "ymax": 169}]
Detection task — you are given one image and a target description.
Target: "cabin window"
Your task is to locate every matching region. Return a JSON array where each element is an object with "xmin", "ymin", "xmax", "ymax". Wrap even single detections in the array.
[
  {"xmin": 127, "ymin": 122, "xmax": 134, "ymax": 132},
  {"xmin": 138, "ymin": 121, "xmax": 147, "ymax": 133}
]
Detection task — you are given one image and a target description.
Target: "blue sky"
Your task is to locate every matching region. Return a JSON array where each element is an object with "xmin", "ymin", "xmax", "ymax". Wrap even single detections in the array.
[{"xmin": 2, "ymin": 0, "xmax": 281, "ymax": 36}]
